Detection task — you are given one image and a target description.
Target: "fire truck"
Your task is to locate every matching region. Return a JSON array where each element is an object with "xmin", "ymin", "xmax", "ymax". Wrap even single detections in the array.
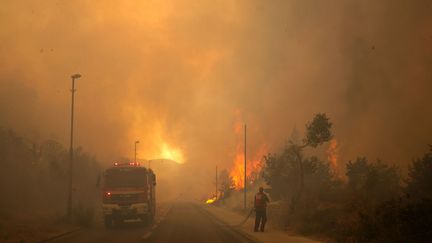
[{"xmin": 101, "ymin": 162, "xmax": 156, "ymax": 228}]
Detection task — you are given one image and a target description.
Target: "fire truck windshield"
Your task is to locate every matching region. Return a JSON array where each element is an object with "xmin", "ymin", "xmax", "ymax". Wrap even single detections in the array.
[{"xmin": 104, "ymin": 167, "xmax": 147, "ymax": 188}]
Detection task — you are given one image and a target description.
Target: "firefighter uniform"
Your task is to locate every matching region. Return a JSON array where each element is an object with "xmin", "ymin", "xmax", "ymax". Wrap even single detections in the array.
[{"xmin": 254, "ymin": 188, "xmax": 269, "ymax": 232}]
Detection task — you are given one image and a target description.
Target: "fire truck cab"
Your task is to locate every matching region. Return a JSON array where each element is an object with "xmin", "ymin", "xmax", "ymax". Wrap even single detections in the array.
[{"xmin": 101, "ymin": 162, "xmax": 156, "ymax": 228}]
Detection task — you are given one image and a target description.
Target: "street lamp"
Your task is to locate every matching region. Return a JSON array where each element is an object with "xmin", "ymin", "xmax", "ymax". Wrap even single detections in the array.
[
  {"xmin": 135, "ymin": 141, "xmax": 140, "ymax": 163},
  {"xmin": 244, "ymin": 124, "xmax": 247, "ymax": 210},
  {"xmin": 67, "ymin": 73, "xmax": 81, "ymax": 220}
]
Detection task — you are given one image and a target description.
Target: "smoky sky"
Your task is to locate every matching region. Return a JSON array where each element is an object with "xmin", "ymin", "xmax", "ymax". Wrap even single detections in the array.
[{"xmin": 1, "ymin": 0, "xmax": 431, "ymax": 191}]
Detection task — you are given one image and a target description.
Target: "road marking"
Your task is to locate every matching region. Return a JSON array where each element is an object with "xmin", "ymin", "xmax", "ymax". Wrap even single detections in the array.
[
  {"xmin": 196, "ymin": 204, "xmax": 259, "ymax": 243},
  {"xmin": 142, "ymin": 231, "xmax": 152, "ymax": 240},
  {"xmin": 40, "ymin": 228, "xmax": 83, "ymax": 242},
  {"xmin": 140, "ymin": 202, "xmax": 173, "ymax": 241}
]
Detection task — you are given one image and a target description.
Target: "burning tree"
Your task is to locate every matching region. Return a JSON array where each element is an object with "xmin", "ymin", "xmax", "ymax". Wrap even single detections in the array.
[{"xmin": 228, "ymin": 114, "xmax": 268, "ymax": 190}]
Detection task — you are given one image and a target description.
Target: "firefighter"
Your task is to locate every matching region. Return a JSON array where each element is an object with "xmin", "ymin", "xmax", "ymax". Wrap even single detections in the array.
[{"xmin": 254, "ymin": 186, "xmax": 269, "ymax": 232}]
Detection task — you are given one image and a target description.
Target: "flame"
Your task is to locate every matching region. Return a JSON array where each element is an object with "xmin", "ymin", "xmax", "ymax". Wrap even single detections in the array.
[
  {"xmin": 205, "ymin": 197, "xmax": 216, "ymax": 204},
  {"xmin": 159, "ymin": 142, "xmax": 184, "ymax": 163},
  {"xmin": 230, "ymin": 152, "xmax": 246, "ymax": 189},
  {"xmin": 326, "ymin": 139, "xmax": 340, "ymax": 177},
  {"xmin": 229, "ymin": 146, "xmax": 267, "ymax": 189},
  {"xmin": 228, "ymin": 113, "xmax": 267, "ymax": 189},
  {"xmin": 128, "ymin": 116, "xmax": 185, "ymax": 164}
]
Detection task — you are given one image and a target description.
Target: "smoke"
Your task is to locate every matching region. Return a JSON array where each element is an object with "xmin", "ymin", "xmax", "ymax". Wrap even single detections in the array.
[
  {"xmin": 337, "ymin": 0, "xmax": 432, "ymax": 168},
  {"xmin": 1, "ymin": 0, "xmax": 431, "ymax": 196}
]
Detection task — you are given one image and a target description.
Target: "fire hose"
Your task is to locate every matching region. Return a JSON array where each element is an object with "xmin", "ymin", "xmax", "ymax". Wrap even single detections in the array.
[{"xmin": 232, "ymin": 208, "xmax": 255, "ymax": 227}]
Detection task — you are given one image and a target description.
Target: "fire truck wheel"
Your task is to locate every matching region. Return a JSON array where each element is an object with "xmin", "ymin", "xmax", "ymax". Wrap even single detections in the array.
[
  {"xmin": 140, "ymin": 214, "xmax": 153, "ymax": 226},
  {"xmin": 104, "ymin": 216, "xmax": 113, "ymax": 229},
  {"xmin": 140, "ymin": 215, "xmax": 148, "ymax": 226}
]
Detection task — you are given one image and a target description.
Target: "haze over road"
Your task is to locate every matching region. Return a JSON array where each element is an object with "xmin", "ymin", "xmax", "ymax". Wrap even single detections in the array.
[
  {"xmin": 1, "ymin": 1, "xmax": 431, "ymax": 242},
  {"xmin": 52, "ymin": 202, "xmax": 255, "ymax": 243}
]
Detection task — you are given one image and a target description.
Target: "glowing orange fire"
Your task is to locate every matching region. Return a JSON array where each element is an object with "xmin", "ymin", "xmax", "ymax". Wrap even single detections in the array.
[
  {"xmin": 326, "ymin": 139, "xmax": 340, "ymax": 177},
  {"xmin": 229, "ymin": 115, "xmax": 267, "ymax": 189},
  {"xmin": 205, "ymin": 196, "xmax": 216, "ymax": 204},
  {"xmin": 229, "ymin": 145, "xmax": 268, "ymax": 189}
]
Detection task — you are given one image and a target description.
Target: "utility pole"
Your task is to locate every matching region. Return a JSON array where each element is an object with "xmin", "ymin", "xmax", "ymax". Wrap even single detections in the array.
[
  {"xmin": 244, "ymin": 124, "xmax": 247, "ymax": 210},
  {"xmin": 67, "ymin": 73, "xmax": 81, "ymax": 220},
  {"xmin": 215, "ymin": 165, "xmax": 218, "ymax": 200},
  {"xmin": 134, "ymin": 141, "xmax": 139, "ymax": 163}
]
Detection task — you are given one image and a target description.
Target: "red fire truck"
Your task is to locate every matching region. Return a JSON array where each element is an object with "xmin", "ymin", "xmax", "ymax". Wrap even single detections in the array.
[{"xmin": 101, "ymin": 162, "xmax": 156, "ymax": 228}]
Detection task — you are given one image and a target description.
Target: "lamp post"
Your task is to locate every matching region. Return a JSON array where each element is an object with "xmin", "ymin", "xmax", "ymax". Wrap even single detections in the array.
[
  {"xmin": 244, "ymin": 124, "xmax": 247, "ymax": 210},
  {"xmin": 134, "ymin": 141, "xmax": 140, "ymax": 163},
  {"xmin": 67, "ymin": 73, "xmax": 81, "ymax": 220},
  {"xmin": 216, "ymin": 165, "xmax": 218, "ymax": 200}
]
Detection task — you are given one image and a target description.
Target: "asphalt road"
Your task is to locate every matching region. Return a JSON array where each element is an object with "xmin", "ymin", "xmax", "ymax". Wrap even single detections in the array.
[{"xmin": 52, "ymin": 202, "xmax": 256, "ymax": 243}]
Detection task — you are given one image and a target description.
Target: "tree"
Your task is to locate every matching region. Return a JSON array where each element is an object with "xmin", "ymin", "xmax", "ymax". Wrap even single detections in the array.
[
  {"xmin": 40, "ymin": 139, "xmax": 68, "ymax": 180},
  {"xmin": 346, "ymin": 157, "xmax": 401, "ymax": 205},
  {"xmin": 345, "ymin": 150, "xmax": 431, "ymax": 242},
  {"xmin": 406, "ymin": 149, "xmax": 432, "ymax": 200},
  {"xmin": 218, "ymin": 169, "xmax": 234, "ymax": 199},
  {"xmin": 297, "ymin": 113, "xmax": 333, "ymax": 197},
  {"xmin": 0, "ymin": 126, "xmax": 101, "ymax": 218},
  {"xmin": 263, "ymin": 113, "xmax": 333, "ymax": 212},
  {"xmin": 303, "ymin": 113, "xmax": 333, "ymax": 148},
  {"xmin": 262, "ymin": 147, "xmax": 301, "ymax": 201}
]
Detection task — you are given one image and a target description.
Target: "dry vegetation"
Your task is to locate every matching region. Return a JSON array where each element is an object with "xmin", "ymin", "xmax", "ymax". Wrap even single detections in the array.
[
  {"xmin": 216, "ymin": 114, "xmax": 432, "ymax": 242},
  {"xmin": 0, "ymin": 127, "xmax": 101, "ymax": 241}
]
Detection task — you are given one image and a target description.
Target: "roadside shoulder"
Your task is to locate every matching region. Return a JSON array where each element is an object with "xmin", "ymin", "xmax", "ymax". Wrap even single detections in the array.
[
  {"xmin": 0, "ymin": 217, "xmax": 80, "ymax": 243},
  {"xmin": 200, "ymin": 204, "xmax": 323, "ymax": 243},
  {"xmin": 195, "ymin": 204, "xmax": 259, "ymax": 243}
]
